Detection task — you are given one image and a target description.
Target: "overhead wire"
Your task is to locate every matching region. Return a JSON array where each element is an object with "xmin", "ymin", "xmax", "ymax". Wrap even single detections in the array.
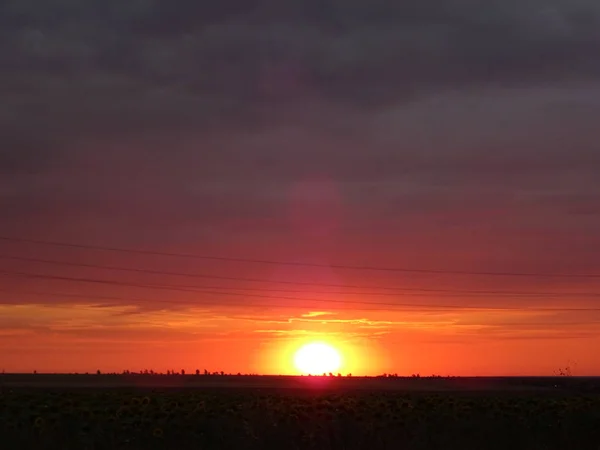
[
  {"xmin": 1, "ymin": 270, "xmax": 600, "ymax": 312},
  {"xmin": 1, "ymin": 235, "xmax": 599, "ymax": 278},
  {"xmin": 1, "ymin": 254, "xmax": 599, "ymax": 298},
  {"xmin": 1, "ymin": 236, "xmax": 599, "ymax": 315}
]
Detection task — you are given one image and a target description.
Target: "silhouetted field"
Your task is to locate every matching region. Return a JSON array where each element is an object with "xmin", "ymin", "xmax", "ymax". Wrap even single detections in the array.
[
  {"xmin": 1, "ymin": 373, "xmax": 600, "ymax": 393},
  {"xmin": 2, "ymin": 375, "xmax": 599, "ymax": 449}
]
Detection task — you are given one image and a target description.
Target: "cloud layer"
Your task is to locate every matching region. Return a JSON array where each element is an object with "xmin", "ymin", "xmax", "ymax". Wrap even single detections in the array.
[
  {"xmin": 2, "ymin": 0, "xmax": 600, "ymax": 375},
  {"xmin": 2, "ymin": 0, "xmax": 600, "ymax": 137}
]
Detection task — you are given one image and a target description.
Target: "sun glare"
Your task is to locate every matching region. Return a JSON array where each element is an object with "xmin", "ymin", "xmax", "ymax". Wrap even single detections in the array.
[{"xmin": 293, "ymin": 342, "xmax": 342, "ymax": 375}]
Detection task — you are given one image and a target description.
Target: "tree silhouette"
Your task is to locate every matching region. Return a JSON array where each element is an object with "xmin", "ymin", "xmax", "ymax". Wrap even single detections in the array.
[{"xmin": 557, "ymin": 366, "xmax": 573, "ymax": 377}]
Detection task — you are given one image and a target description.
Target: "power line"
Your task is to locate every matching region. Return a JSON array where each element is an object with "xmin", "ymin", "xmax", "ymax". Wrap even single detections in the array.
[
  {"xmin": 4, "ymin": 290, "xmax": 600, "ymax": 326},
  {"xmin": 2, "ymin": 269, "xmax": 600, "ymax": 312},
  {"xmin": 0, "ymin": 254, "xmax": 414, "ymax": 292},
  {"xmin": 0, "ymin": 270, "xmax": 495, "ymax": 310},
  {"xmin": 0, "ymin": 288, "xmax": 410, "ymax": 313},
  {"xmin": 0, "ymin": 288, "xmax": 495, "ymax": 313},
  {"xmin": 1, "ymin": 235, "xmax": 598, "ymax": 278},
  {"xmin": 1, "ymin": 254, "xmax": 598, "ymax": 298}
]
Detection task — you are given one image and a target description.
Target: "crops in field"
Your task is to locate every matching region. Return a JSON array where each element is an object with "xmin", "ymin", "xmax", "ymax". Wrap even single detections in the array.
[{"xmin": 1, "ymin": 388, "xmax": 599, "ymax": 450}]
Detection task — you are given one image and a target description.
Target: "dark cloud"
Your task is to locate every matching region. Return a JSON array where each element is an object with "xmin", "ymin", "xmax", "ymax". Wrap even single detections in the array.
[
  {"xmin": 2, "ymin": 0, "xmax": 600, "ymax": 135},
  {"xmin": 0, "ymin": 125, "xmax": 64, "ymax": 174},
  {"xmin": 2, "ymin": 0, "xmax": 600, "ymax": 290}
]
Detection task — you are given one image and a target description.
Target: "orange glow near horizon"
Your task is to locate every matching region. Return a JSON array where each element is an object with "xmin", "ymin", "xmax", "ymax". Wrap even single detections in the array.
[
  {"xmin": 2, "ymin": 299, "xmax": 600, "ymax": 376},
  {"xmin": 3, "ymin": 297, "xmax": 600, "ymax": 376},
  {"xmin": 4, "ymin": 82, "xmax": 600, "ymax": 378},
  {"xmin": 293, "ymin": 342, "xmax": 342, "ymax": 375},
  {"xmin": 254, "ymin": 332, "xmax": 385, "ymax": 376}
]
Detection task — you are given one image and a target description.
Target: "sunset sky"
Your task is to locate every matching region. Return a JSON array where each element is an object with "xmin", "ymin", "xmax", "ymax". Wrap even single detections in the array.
[{"xmin": 1, "ymin": 0, "xmax": 600, "ymax": 376}]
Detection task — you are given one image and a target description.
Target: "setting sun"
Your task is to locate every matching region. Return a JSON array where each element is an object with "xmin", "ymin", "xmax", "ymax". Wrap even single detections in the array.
[{"xmin": 293, "ymin": 342, "xmax": 342, "ymax": 375}]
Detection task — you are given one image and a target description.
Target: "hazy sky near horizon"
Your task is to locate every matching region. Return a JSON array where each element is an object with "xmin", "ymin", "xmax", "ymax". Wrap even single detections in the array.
[{"xmin": 1, "ymin": 0, "xmax": 600, "ymax": 375}]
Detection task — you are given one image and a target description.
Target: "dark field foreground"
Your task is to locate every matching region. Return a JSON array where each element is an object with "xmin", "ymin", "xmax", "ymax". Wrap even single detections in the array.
[{"xmin": 1, "ymin": 375, "xmax": 600, "ymax": 450}]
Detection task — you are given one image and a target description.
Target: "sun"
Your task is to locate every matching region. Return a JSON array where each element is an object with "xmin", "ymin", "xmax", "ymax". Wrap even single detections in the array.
[{"xmin": 293, "ymin": 342, "xmax": 342, "ymax": 375}]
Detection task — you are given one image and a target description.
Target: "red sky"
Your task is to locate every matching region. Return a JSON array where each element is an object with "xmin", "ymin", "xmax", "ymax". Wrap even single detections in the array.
[
  {"xmin": 1, "ymin": 123, "xmax": 599, "ymax": 375},
  {"xmin": 2, "ymin": 1, "xmax": 600, "ymax": 375}
]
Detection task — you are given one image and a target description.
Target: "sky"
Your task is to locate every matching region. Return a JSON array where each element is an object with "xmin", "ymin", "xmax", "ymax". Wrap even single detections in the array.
[{"xmin": 1, "ymin": 0, "xmax": 600, "ymax": 376}]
